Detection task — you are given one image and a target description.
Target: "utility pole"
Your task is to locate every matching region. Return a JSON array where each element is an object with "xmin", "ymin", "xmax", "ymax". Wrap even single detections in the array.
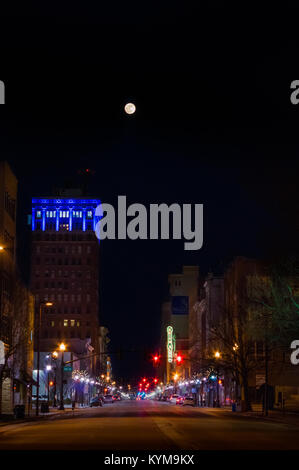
[
  {"xmin": 264, "ymin": 314, "xmax": 269, "ymax": 417},
  {"xmin": 59, "ymin": 348, "xmax": 65, "ymax": 410},
  {"xmin": 35, "ymin": 303, "xmax": 42, "ymax": 416},
  {"xmin": 36, "ymin": 302, "xmax": 53, "ymax": 416}
]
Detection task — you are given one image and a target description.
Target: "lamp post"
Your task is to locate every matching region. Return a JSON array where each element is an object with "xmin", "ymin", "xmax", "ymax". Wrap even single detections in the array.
[
  {"xmin": 46, "ymin": 365, "xmax": 51, "ymax": 403},
  {"xmin": 36, "ymin": 301, "xmax": 53, "ymax": 416},
  {"xmin": 59, "ymin": 342, "xmax": 66, "ymax": 410},
  {"xmin": 52, "ymin": 351, "xmax": 58, "ymax": 407},
  {"xmin": 214, "ymin": 351, "xmax": 221, "ymax": 408}
]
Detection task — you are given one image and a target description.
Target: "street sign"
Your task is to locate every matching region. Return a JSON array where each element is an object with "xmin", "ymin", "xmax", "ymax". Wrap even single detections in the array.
[{"xmin": 64, "ymin": 366, "xmax": 72, "ymax": 372}]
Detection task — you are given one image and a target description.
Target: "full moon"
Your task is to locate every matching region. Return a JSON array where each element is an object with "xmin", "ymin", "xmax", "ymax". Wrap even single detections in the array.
[{"xmin": 124, "ymin": 102, "xmax": 136, "ymax": 115}]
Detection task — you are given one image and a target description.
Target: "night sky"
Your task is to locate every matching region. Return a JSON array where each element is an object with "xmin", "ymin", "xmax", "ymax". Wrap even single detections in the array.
[{"xmin": 0, "ymin": 4, "xmax": 299, "ymax": 381}]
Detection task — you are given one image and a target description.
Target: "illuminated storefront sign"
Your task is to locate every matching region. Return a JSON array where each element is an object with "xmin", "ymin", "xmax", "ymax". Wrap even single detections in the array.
[{"xmin": 167, "ymin": 326, "xmax": 173, "ymax": 363}]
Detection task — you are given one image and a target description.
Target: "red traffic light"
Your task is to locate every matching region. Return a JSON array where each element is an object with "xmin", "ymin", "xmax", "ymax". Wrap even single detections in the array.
[
  {"xmin": 143, "ymin": 378, "xmax": 146, "ymax": 382},
  {"xmin": 153, "ymin": 378, "xmax": 158, "ymax": 384},
  {"xmin": 176, "ymin": 354, "xmax": 182, "ymax": 363}
]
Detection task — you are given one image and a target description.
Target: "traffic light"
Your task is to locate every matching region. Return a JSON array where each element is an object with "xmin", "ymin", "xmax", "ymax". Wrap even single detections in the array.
[
  {"xmin": 153, "ymin": 378, "xmax": 158, "ymax": 384},
  {"xmin": 175, "ymin": 353, "xmax": 183, "ymax": 364},
  {"xmin": 153, "ymin": 354, "xmax": 160, "ymax": 365}
]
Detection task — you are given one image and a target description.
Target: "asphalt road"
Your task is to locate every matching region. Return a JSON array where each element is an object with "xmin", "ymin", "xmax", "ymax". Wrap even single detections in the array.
[{"xmin": 1, "ymin": 400, "xmax": 299, "ymax": 450}]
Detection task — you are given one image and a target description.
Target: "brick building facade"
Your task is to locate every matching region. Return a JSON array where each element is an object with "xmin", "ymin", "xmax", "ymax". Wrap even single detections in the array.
[{"xmin": 30, "ymin": 195, "xmax": 101, "ymax": 375}]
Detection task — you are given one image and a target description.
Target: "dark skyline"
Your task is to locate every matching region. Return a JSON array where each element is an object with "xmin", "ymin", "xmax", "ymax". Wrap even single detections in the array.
[{"xmin": 0, "ymin": 5, "xmax": 299, "ymax": 381}]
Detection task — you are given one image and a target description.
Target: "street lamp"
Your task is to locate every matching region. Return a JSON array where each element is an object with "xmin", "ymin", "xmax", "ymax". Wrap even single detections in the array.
[
  {"xmin": 51, "ymin": 351, "xmax": 58, "ymax": 407},
  {"xmin": 36, "ymin": 301, "xmax": 53, "ymax": 416},
  {"xmin": 59, "ymin": 342, "xmax": 66, "ymax": 410},
  {"xmin": 46, "ymin": 365, "xmax": 51, "ymax": 403},
  {"xmin": 214, "ymin": 351, "xmax": 221, "ymax": 408}
]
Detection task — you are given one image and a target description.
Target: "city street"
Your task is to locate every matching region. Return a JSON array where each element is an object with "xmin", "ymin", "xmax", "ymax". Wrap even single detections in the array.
[{"xmin": 1, "ymin": 400, "xmax": 299, "ymax": 450}]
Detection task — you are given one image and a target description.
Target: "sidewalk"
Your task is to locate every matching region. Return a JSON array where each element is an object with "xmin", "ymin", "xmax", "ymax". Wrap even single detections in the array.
[
  {"xmin": 199, "ymin": 405, "xmax": 299, "ymax": 426},
  {"xmin": 0, "ymin": 405, "xmax": 88, "ymax": 428}
]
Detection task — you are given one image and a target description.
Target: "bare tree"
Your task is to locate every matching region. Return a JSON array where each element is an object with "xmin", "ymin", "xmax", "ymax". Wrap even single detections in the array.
[{"xmin": 0, "ymin": 274, "xmax": 34, "ymax": 415}]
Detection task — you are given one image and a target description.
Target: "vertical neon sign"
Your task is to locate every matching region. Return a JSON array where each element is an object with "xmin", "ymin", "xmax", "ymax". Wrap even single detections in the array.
[{"xmin": 167, "ymin": 326, "xmax": 173, "ymax": 363}]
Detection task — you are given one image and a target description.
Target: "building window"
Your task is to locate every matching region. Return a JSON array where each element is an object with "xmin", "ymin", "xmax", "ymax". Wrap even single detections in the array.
[
  {"xmin": 77, "ymin": 321, "xmax": 80, "ymax": 327},
  {"xmin": 46, "ymin": 211, "xmax": 56, "ymax": 218},
  {"xmin": 74, "ymin": 211, "xmax": 82, "ymax": 218},
  {"xmin": 64, "ymin": 319, "xmax": 68, "ymax": 327},
  {"xmin": 4, "ymin": 191, "xmax": 16, "ymax": 220},
  {"xmin": 51, "ymin": 321, "xmax": 55, "ymax": 327},
  {"xmin": 36, "ymin": 211, "xmax": 42, "ymax": 218},
  {"xmin": 70, "ymin": 320, "xmax": 75, "ymax": 327}
]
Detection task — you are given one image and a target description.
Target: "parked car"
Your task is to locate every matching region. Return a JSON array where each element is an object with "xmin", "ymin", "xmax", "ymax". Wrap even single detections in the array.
[
  {"xmin": 183, "ymin": 396, "xmax": 195, "ymax": 406},
  {"xmin": 169, "ymin": 394, "xmax": 180, "ymax": 403},
  {"xmin": 113, "ymin": 394, "xmax": 121, "ymax": 401},
  {"xmin": 90, "ymin": 396, "xmax": 103, "ymax": 407},
  {"xmin": 176, "ymin": 396, "xmax": 184, "ymax": 405},
  {"xmin": 102, "ymin": 394, "xmax": 114, "ymax": 404}
]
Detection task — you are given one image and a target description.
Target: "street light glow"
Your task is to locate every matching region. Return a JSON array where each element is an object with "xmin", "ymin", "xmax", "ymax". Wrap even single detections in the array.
[
  {"xmin": 215, "ymin": 351, "xmax": 221, "ymax": 358},
  {"xmin": 59, "ymin": 342, "xmax": 66, "ymax": 352}
]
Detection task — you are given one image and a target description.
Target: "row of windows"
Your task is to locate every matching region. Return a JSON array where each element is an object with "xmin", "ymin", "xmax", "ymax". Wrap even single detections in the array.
[
  {"xmin": 34, "ymin": 270, "xmax": 93, "ymax": 279},
  {"xmin": 32, "ymin": 233, "xmax": 95, "ymax": 241},
  {"xmin": 36, "ymin": 210, "xmax": 93, "ymax": 219},
  {"xmin": 35, "ymin": 293, "xmax": 92, "ymax": 302},
  {"xmin": 42, "ymin": 330, "xmax": 91, "ymax": 339},
  {"xmin": 34, "ymin": 258, "xmax": 92, "ymax": 266},
  {"xmin": 4, "ymin": 191, "xmax": 16, "ymax": 220},
  {"xmin": 36, "ymin": 245, "xmax": 92, "ymax": 254},
  {"xmin": 35, "ymin": 281, "xmax": 92, "ymax": 290},
  {"xmin": 49, "ymin": 320, "xmax": 82, "ymax": 327},
  {"xmin": 41, "ymin": 306, "xmax": 92, "ymax": 314}
]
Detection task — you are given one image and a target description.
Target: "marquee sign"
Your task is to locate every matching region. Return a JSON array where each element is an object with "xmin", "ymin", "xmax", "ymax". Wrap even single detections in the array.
[{"xmin": 167, "ymin": 326, "xmax": 174, "ymax": 363}]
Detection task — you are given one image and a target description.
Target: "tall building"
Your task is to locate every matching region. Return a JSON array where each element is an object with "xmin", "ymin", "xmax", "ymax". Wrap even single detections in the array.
[
  {"xmin": 30, "ymin": 193, "xmax": 101, "ymax": 375},
  {"xmin": 0, "ymin": 161, "xmax": 34, "ymax": 415},
  {"xmin": 160, "ymin": 266, "xmax": 200, "ymax": 383},
  {"xmin": 0, "ymin": 161, "xmax": 17, "ymax": 324}
]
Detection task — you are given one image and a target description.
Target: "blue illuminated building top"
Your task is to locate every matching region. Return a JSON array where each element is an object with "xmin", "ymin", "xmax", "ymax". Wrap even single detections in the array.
[{"xmin": 32, "ymin": 197, "xmax": 101, "ymax": 232}]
